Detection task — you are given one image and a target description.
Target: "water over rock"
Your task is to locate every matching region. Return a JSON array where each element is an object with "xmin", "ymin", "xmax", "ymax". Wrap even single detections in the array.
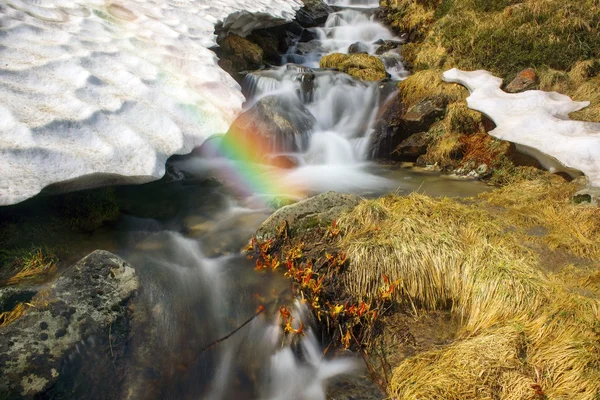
[
  {"xmin": 0, "ymin": 250, "xmax": 138, "ymax": 398},
  {"xmin": 224, "ymin": 95, "xmax": 316, "ymax": 155}
]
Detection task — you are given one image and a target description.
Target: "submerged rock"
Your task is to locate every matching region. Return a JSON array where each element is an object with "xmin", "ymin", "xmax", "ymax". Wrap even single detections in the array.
[
  {"xmin": 256, "ymin": 191, "xmax": 360, "ymax": 240},
  {"xmin": 224, "ymin": 95, "xmax": 316, "ymax": 155},
  {"xmin": 0, "ymin": 250, "xmax": 138, "ymax": 398}
]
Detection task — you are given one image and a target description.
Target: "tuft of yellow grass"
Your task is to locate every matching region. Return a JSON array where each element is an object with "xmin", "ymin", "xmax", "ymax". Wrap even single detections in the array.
[
  {"xmin": 1, "ymin": 248, "xmax": 58, "ymax": 286},
  {"xmin": 0, "ymin": 303, "xmax": 30, "ymax": 327},
  {"xmin": 398, "ymin": 70, "xmax": 468, "ymax": 108},
  {"xmin": 335, "ymin": 174, "xmax": 600, "ymax": 398}
]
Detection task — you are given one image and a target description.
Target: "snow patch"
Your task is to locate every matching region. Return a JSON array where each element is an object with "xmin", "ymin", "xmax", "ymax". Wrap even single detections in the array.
[
  {"xmin": 0, "ymin": 0, "xmax": 302, "ymax": 205},
  {"xmin": 443, "ymin": 68, "xmax": 600, "ymax": 187}
]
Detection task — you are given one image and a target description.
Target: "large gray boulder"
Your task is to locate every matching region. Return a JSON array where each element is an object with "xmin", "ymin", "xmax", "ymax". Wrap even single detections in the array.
[
  {"xmin": 0, "ymin": 251, "xmax": 138, "ymax": 398},
  {"xmin": 256, "ymin": 191, "xmax": 360, "ymax": 240},
  {"xmin": 224, "ymin": 95, "xmax": 317, "ymax": 155}
]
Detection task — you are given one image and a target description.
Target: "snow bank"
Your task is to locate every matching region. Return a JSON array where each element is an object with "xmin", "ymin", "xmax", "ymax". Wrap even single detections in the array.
[
  {"xmin": 0, "ymin": 0, "xmax": 302, "ymax": 205},
  {"xmin": 443, "ymin": 68, "xmax": 600, "ymax": 187}
]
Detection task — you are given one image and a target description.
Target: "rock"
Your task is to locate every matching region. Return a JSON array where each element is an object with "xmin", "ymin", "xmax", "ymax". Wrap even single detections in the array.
[
  {"xmin": 224, "ymin": 95, "xmax": 316, "ymax": 155},
  {"xmin": 296, "ymin": 0, "xmax": 334, "ymax": 28},
  {"xmin": 256, "ymin": 191, "xmax": 360, "ymax": 240},
  {"xmin": 0, "ymin": 250, "xmax": 138, "ymax": 398},
  {"xmin": 296, "ymin": 40, "xmax": 325, "ymax": 55},
  {"xmin": 348, "ymin": 41, "xmax": 370, "ymax": 54},
  {"xmin": 392, "ymin": 132, "xmax": 433, "ymax": 161},
  {"xmin": 374, "ymin": 39, "xmax": 402, "ymax": 55},
  {"xmin": 320, "ymin": 53, "xmax": 387, "ymax": 81},
  {"xmin": 247, "ymin": 30, "xmax": 282, "ymax": 64},
  {"xmin": 264, "ymin": 154, "xmax": 302, "ymax": 169},
  {"xmin": 505, "ymin": 68, "xmax": 538, "ymax": 93},
  {"xmin": 218, "ymin": 33, "xmax": 265, "ymax": 77},
  {"xmin": 572, "ymin": 187, "xmax": 600, "ymax": 206},
  {"xmin": 371, "ymin": 95, "xmax": 448, "ymax": 160},
  {"xmin": 0, "ymin": 0, "xmax": 303, "ymax": 206}
]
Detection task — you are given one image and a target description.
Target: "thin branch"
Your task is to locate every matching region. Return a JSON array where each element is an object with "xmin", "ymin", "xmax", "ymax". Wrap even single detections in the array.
[{"xmin": 198, "ymin": 305, "xmax": 266, "ymax": 354}]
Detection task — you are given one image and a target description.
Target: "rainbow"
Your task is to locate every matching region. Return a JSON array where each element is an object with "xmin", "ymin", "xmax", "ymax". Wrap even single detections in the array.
[{"xmin": 202, "ymin": 122, "xmax": 308, "ymax": 201}]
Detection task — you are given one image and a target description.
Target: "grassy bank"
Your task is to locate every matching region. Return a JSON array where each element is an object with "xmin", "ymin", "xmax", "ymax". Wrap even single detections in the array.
[
  {"xmin": 380, "ymin": 0, "xmax": 600, "ymax": 122},
  {"xmin": 335, "ymin": 174, "xmax": 600, "ymax": 398}
]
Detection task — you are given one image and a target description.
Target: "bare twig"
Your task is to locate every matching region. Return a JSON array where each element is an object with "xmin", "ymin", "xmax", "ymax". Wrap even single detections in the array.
[{"xmin": 197, "ymin": 305, "xmax": 266, "ymax": 354}]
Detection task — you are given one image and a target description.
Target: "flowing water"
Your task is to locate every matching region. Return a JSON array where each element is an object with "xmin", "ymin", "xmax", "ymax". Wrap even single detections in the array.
[{"xmin": 3, "ymin": 1, "xmax": 491, "ymax": 398}]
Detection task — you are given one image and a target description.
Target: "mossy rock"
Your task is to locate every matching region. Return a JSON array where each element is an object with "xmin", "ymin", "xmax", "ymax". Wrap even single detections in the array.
[
  {"xmin": 217, "ymin": 33, "xmax": 264, "ymax": 76},
  {"xmin": 320, "ymin": 53, "xmax": 387, "ymax": 81},
  {"xmin": 256, "ymin": 191, "xmax": 360, "ymax": 240}
]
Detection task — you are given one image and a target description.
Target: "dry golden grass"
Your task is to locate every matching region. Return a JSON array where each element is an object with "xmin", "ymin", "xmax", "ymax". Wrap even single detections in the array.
[
  {"xmin": 0, "ymin": 303, "xmax": 30, "ymax": 328},
  {"xmin": 398, "ymin": 70, "xmax": 468, "ymax": 108},
  {"xmin": 390, "ymin": 326, "xmax": 536, "ymax": 399},
  {"xmin": 335, "ymin": 174, "xmax": 600, "ymax": 398},
  {"xmin": 1, "ymin": 248, "xmax": 58, "ymax": 286}
]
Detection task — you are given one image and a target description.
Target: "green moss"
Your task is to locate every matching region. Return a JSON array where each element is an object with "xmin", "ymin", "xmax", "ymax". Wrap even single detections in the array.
[
  {"xmin": 56, "ymin": 188, "xmax": 119, "ymax": 232},
  {"xmin": 320, "ymin": 53, "xmax": 387, "ymax": 81}
]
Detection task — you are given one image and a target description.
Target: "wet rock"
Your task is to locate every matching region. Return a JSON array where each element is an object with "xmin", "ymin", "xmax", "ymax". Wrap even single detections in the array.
[
  {"xmin": 162, "ymin": 164, "xmax": 188, "ymax": 183},
  {"xmin": 0, "ymin": 250, "xmax": 138, "ymax": 398},
  {"xmin": 505, "ymin": 68, "xmax": 538, "ymax": 93},
  {"xmin": 374, "ymin": 39, "xmax": 402, "ymax": 55},
  {"xmin": 392, "ymin": 132, "xmax": 433, "ymax": 161},
  {"xmin": 264, "ymin": 154, "xmax": 302, "ymax": 169},
  {"xmin": 217, "ymin": 33, "xmax": 264, "ymax": 78},
  {"xmin": 247, "ymin": 30, "xmax": 281, "ymax": 64},
  {"xmin": 256, "ymin": 191, "xmax": 360, "ymax": 240},
  {"xmin": 348, "ymin": 41, "xmax": 370, "ymax": 54},
  {"xmin": 320, "ymin": 53, "xmax": 387, "ymax": 81},
  {"xmin": 371, "ymin": 95, "xmax": 448, "ymax": 160},
  {"xmin": 224, "ymin": 95, "xmax": 316, "ymax": 154},
  {"xmin": 296, "ymin": 40, "xmax": 324, "ymax": 55},
  {"xmin": 296, "ymin": 0, "xmax": 334, "ymax": 28}
]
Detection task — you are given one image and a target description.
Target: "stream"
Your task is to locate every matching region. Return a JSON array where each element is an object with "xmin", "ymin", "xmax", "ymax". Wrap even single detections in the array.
[{"xmin": 1, "ymin": 1, "xmax": 491, "ymax": 398}]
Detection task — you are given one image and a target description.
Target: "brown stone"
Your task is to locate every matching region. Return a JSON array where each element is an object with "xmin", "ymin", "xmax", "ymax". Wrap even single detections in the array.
[
  {"xmin": 505, "ymin": 68, "xmax": 538, "ymax": 93},
  {"xmin": 370, "ymin": 94, "xmax": 448, "ymax": 160}
]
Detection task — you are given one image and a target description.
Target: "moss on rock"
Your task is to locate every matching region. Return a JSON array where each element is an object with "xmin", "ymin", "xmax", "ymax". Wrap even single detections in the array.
[{"xmin": 320, "ymin": 53, "xmax": 387, "ymax": 81}]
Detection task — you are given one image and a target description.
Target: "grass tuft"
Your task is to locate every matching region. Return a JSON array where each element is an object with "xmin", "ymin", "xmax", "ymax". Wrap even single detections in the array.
[{"xmin": 334, "ymin": 175, "xmax": 600, "ymax": 398}]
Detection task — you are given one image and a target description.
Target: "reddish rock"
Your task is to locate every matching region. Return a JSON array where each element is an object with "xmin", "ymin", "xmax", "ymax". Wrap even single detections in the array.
[{"xmin": 505, "ymin": 68, "xmax": 538, "ymax": 93}]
